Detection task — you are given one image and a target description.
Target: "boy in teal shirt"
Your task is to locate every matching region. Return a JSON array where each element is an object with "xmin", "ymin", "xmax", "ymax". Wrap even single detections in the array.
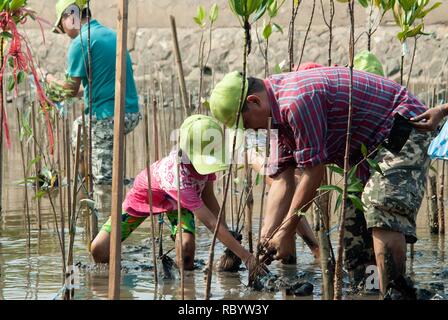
[{"xmin": 46, "ymin": 0, "xmax": 141, "ymax": 185}]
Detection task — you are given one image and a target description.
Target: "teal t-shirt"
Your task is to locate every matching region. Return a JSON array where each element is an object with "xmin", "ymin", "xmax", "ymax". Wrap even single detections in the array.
[{"xmin": 66, "ymin": 20, "xmax": 139, "ymax": 120}]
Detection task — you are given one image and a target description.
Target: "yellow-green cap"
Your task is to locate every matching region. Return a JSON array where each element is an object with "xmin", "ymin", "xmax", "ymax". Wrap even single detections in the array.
[
  {"xmin": 53, "ymin": 0, "xmax": 87, "ymax": 34},
  {"xmin": 210, "ymin": 71, "xmax": 248, "ymax": 129},
  {"xmin": 354, "ymin": 50, "xmax": 385, "ymax": 77},
  {"xmin": 179, "ymin": 115, "xmax": 229, "ymax": 175}
]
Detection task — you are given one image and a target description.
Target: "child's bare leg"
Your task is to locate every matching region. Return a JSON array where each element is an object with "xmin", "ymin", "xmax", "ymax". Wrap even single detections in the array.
[
  {"xmin": 296, "ymin": 217, "xmax": 320, "ymax": 259},
  {"xmin": 175, "ymin": 232, "xmax": 196, "ymax": 271},
  {"xmin": 91, "ymin": 230, "xmax": 111, "ymax": 263}
]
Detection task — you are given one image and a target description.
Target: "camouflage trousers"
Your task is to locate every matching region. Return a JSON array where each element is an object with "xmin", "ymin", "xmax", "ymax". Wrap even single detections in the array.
[
  {"xmin": 343, "ymin": 129, "xmax": 433, "ymax": 275},
  {"xmin": 71, "ymin": 112, "xmax": 141, "ymax": 185}
]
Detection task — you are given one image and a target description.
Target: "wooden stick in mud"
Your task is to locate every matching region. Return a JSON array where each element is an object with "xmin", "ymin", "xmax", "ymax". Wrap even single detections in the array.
[
  {"xmin": 176, "ymin": 145, "xmax": 185, "ymax": 300},
  {"xmin": 315, "ymin": 171, "xmax": 334, "ymax": 300},
  {"xmin": 56, "ymin": 117, "xmax": 66, "ymax": 275},
  {"xmin": 108, "ymin": 0, "xmax": 129, "ymax": 300},
  {"xmin": 427, "ymin": 175, "xmax": 439, "ymax": 234},
  {"xmin": 144, "ymin": 110, "xmax": 158, "ymax": 287},
  {"xmin": 334, "ymin": 0, "xmax": 355, "ymax": 300},
  {"xmin": 65, "ymin": 125, "xmax": 82, "ymax": 300},
  {"xmin": 170, "ymin": 15, "xmax": 190, "ymax": 116}
]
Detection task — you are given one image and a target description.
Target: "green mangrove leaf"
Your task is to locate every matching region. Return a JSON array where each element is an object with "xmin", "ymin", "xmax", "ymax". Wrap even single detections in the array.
[
  {"xmin": 358, "ymin": 0, "xmax": 370, "ymax": 7},
  {"xmin": 318, "ymin": 185, "xmax": 343, "ymax": 194},
  {"xmin": 272, "ymin": 22, "xmax": 283, "ymax": 33},
  {"xmin": 367, "ymin": 158, "xmax": 384, "ymax": 175},
  {"xmin": 348, "ymin": 194, "xmax": 365, "ymax": 211},
  {"xmin": 209, "ymin": 3, "xmax": 219, "ymax": 23},
  {"xmin": 361, "ymin": 143, "xmax": 368, "ymax": 158},
  {"xmin": 9, "ymin": 0, "xmax": 26, "ymax": 11},
  {"xmin": 262, "ymin": 22, "xmax": 272, "ymax": 40},
  {"xmin": 327, "ymin": 164, "xmax": 344, "ymax": 175}
]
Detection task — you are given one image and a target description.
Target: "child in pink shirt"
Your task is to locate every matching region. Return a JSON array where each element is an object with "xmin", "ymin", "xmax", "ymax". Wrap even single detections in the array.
[{"xmin": 91, "ymin": 115, "xmax": 258, "ymax": 274}]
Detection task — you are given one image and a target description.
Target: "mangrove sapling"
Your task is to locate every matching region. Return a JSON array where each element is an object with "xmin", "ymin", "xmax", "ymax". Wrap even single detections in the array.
[
  {"xmin": 256, "ymin": 0, "xmax": 285, "ymax": 77},
  {"xmin": 144, "ymin": 109, "xmax": 158, "ymax": 287},
  {"xmin": 288, "ymin": 0, "xmax": 302, "ymax": 71},
  {"xmin": 320, "ymin": 0, "xmax": 335, "ymax": 66},
  {"xmin": 355, "ymin": 0, "xmax": 394, "ymax": 52},
  {"xmin": 193, "ymin": 4, "xmax": 219, "ymax": 111},
  {"xmin": 333, "ymin": 0, "xmax": 356, "ymax": 300},
  {"xmin": 391, "ymin": 0, "xmax": 441, "ymax": 85},
  {"xmin": 297, "ymin": 0, "xmax": 316, "ymax": 67},
  {"xmin": 176, "ymin": 143, "xmax": 185, "ymax": 300},
  {"xmin": 205, "ymin": 0, "xmax": 269, "ymax": 299}
]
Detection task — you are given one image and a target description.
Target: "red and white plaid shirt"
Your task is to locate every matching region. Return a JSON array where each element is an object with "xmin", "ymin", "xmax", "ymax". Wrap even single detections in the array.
[{"xmin": 265, "ymin": 67, "xmax": 428, "ymax": 181}]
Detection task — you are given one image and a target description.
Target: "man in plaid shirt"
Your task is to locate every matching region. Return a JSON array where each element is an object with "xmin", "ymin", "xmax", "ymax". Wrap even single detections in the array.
[{"xmin": 210, "ymin": 67, "xmax": 434, "ymax": 298}]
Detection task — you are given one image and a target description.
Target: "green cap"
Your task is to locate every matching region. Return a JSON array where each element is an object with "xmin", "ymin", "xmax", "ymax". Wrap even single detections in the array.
[
  {"xmin": 179, "ymin": 115, "xmax": 229, "ymax": 175},
  {"xmin": 209, "ymin": 71, "xmax": 248, "ymax": 129},
  {"xmin": 53, "ymin": 0, "xmax": 87, "ymax": 34},
  {"xmin": 354, "ymin": 50, "xmax": 385, "ymax": 77}
]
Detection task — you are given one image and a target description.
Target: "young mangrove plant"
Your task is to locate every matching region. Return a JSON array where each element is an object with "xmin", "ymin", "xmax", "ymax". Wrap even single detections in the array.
[
  {"xmin": 193, "ymin": 4, "xmax": 219, "ymax": 111},
  {"xmin": 205, "ymin": 0, "xmax": 269, "ymax": 299},
  {"xmin": 320, "ymin": 0, "xmax": 335, "ymax": 65},
  {"xmin": 391, "ymin": 0, "xmax": 441, "ymax": 84},
  {"xmin": 287, "ymin": 0, "xmax": 301, "ymax": 71},
  {"xmin": 256, "ymin": 0, "xmax": 285, "ymax": 77},
  {"xmin": 356, "ymin": 0, "xmax": 394, "ymax": 51}
]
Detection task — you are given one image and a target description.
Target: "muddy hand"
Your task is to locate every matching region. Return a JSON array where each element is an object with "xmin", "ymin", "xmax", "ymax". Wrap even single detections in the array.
[
  {"xmin": 257, "ymin": 242, "xmax": 277, "ymax": 265},
  {"xmin": 245, "ymin": 255, "xmax": 268, "ymax": 283}
]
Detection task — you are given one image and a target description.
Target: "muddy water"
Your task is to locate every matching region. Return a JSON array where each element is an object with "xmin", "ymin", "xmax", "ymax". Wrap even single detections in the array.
[{"xmin": 0, "ymin": 94, "xmax": 447, "ymax": 300}]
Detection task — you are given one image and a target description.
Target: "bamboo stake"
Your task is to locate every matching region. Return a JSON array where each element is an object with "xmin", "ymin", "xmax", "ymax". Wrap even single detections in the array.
[
  {"xmin": 108, "ymin": 0, "xmax": 129, "ymax": 300},
  {"xmin": 438, "ymin": 161, "xmax": 445, "ymax": 235},
  {"xmin": 176, "ymin": 145, "xmax": 185, "ymax": 300},
  {"xmin": 0, "ymin": 38, "xmax": 4, "ymax": 217},
  {"xmin": 316, "ymin": 171, "xmax": 334, "ymax": 300},
  {"xmin": 170, "ymin": 16, "xmax": 190, "ymax": 116},
  {"xmin": 16, "ymin": 108, "xmax": 31, "ymax": 246},
  {"xmin": 144, "ymin": 109, "xmax": 158, "ymax": 287},
  {"xmin": 244, "ymin": 136, "xmax": 254, "ymax": 253},
  {"xmin": 152, "ymin": 86, "xmax": 160, "ymax": 162},
  {"xmin": 257, "ymin": 121, "xmax": 271, "ymax": 254},
  {"xmin": 31, "ymin": 101, "xmax": 42, "ymax": 230},
  {"xmin": 334, "ymin": 0, "xmax": 355, "ymax": 300},
  {"xmin": 56, "ymin": 117, "xmax": 66, "ymax": 277},
  {"xmin": 64, "ymin": 123, "xmax": 79, "ymax": 300}
]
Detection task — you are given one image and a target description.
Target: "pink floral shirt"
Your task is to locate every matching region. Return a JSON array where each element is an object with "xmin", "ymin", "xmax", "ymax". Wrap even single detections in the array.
[{"xmin": 123, "ymin": 150, "xmax": 216, "ymax": 217}]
